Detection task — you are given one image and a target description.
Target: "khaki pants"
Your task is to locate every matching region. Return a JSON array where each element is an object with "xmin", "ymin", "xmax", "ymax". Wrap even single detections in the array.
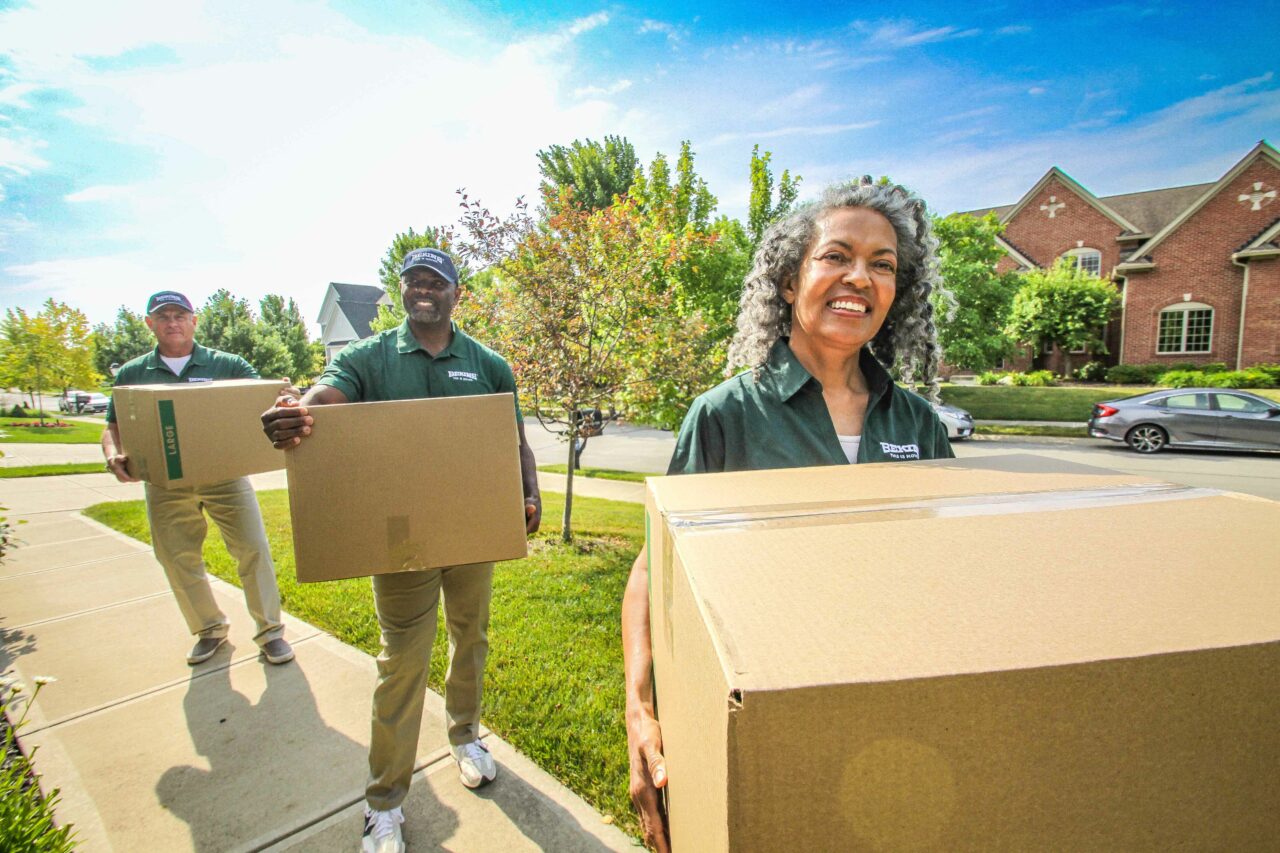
[
  {"xmin": 365, "ymin": 562, "xmax": 494, "ymax": 810},
  {"xmin": 144, "ymin": 477, "xmax": 284, "ymax": 647}
]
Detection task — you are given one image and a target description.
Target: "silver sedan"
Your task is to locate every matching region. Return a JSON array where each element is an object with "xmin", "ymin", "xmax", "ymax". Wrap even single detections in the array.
[{"xmin": 1088, "ymin": 387, "xmax": 1280, "ymax": 453}]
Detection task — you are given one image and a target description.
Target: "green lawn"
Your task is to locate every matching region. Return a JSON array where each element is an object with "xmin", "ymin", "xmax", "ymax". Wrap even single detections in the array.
[
  {"xmin": 941, "ymin": 384, "xmax": 1280, "ymax": 421},
  {"xmin": 0, "ymin": 420, "xmax": 104, "ymax": 444},
  {"xmin": 0, "ymin": 463, "xmax": 106, "ymax": 478},
  {"xmin": 976, "ymin": 424, "xmax": 1089, "ymax": 438},
  {"xmin": 538, "ymin": 464, "xmax": 652, "ymax": 483},
  {"xmin": 939, "ymin": 385, "xmax": 1163, "ymax": 421},
  {"xmin": 84, "ymin": 489, "xmax": 645, "ymax": 839}
]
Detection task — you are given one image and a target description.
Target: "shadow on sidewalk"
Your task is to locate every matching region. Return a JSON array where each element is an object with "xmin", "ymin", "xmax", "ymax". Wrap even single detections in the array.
[
  {"xmin": 473, "ymin": 767, "xmax": 618, "ymax": 852},
  {"xmin": 156, "ymin": 648, "xmax": 457, "ymax": 851},
  {"xmin": 0, "ymin": 617, "xmax": 36, "ymax": 672}
]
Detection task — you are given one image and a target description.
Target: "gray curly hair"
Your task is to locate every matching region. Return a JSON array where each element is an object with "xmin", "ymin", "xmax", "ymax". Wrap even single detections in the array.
[{"xmin": 725, "ymin": 176, "xmax": 948, "ymax": 401}]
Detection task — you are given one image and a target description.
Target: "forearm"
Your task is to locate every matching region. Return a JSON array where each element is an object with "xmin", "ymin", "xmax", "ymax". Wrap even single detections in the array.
[
  {"xmin": 516, "ymin": 419, "xmax": 540, "ymax": 501},
  {"xmin": 622, "ymin": 547, "xmax": 656, "ymax": 718},
  {"xmin": 101, "ymin": 423, "xmax": 123, "ymax": 458}
]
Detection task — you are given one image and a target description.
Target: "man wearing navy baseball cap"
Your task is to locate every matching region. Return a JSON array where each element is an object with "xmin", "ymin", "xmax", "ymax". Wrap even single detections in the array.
[
  {"xmin": 102, "ymin": 291, "xmax": 293, "ymax": 667},
  {"xmin": 263, "ymin": 247, "xmax": 541, "ymax": 853}
]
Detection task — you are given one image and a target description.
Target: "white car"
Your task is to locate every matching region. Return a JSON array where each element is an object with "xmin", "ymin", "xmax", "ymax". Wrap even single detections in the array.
[{"xmin": 932, "ymin": 401, "xmax": 974, "ymax": 440}]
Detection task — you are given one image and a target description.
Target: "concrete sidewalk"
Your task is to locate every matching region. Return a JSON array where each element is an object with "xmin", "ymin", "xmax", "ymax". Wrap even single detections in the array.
[{"xmin": 0, "ymin": 472, "xmax": 636, "ymax": 852}]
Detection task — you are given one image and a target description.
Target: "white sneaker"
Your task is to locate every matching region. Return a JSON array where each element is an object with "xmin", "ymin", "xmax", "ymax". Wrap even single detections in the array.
[
  {"xmin": 451, "ymin": 739, "xmax": 497, "ymax": 789},
  {"xmin": 361, "ymin": 806, "xmax": 404, "ymax": 853}
]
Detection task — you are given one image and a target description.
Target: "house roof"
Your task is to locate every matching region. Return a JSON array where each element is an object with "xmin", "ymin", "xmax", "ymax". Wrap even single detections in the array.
[
  {"xmin": 1123, "ymin": 140, "xmax": 1280, "ymax": 264},
  {"xmin": 1096, "ymin": 183, "xmax": 1215, "ymax": 236},
  {"xmin": 328, "ymin": 282, "xmax": 385, "ymax": 341}
]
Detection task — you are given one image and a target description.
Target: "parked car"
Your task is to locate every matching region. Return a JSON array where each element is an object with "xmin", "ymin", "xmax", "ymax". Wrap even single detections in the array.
[
  {"xmin": 932, "ymin": 401, "xmax": 974, "ymax": 440},
  {"xmin": 83, "ymin": 392, "xmax": 110, "ymax": 414},
  {"xmin": 57, "ymin": 389, "xmax": 91, "ymax": 413},
  {"xmin": 1088, "ymin": 388, "xmax": 1280, "ymax": 453}
]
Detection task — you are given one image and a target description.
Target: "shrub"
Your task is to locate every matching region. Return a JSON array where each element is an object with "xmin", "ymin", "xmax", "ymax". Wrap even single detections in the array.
[
  {"xmin": 1157, "ymin": 370, "xmax": 1204, "ymax": 388},
  {"xmin": 1105, "ymin": 364, "xmax": 1164, "ymax": 384},
  {"xmin": 1251, "ymin": 364, "xmax": 1280, "ymax": 386},
  {"xmin": 1207, "ymin": 370, "xmax": 1272, "ymax": 389},
  {"xmin": 977, "ymin": 371, "xmax": 1002, "ymax": 386},
  {"xmin": 1073, "ymin": 361, "xmax": 1108, "ymax": 382},
  {"xmin": 7, "ymin": 405, "xmax": 24, "ymax": 418},
  {"xmin": 1198, "ymin": 362, "xmax": 1229, "ymax": 375}
]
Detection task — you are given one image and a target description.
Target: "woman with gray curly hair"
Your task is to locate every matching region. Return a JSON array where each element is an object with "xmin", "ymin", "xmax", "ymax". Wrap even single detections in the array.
[{"xmin": 621, "ymin": 177, "xmax": 954, "ymax": 851}]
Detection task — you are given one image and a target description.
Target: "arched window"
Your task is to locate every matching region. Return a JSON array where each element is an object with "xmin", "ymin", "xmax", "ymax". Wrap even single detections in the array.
[
  {"xmin": 1062, "ymin": 247, "xmax": 1102, "ymax": 277},
  {"xmin": 1156, "ymin": 302, "xmax": 1213, "ymax": 354}
]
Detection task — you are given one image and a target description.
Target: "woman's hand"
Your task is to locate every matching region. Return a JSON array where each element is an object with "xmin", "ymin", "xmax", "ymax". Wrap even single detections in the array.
[{"xmin": 627, "ymin": 707, "xmax": 670, "ymax": 851}]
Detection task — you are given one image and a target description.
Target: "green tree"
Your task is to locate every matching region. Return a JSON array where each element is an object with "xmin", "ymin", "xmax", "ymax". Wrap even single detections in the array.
[
  {"xmin": 91, "ymin": 307, "xmax": 153, "ymax": 376},
  {"xmin": 0, "ymin": 300, "xmax": 99, "ymax": 422},
  {"xmin": 197, "ymin": 289, "xmax": 258, "ymax": 357},
  {"xmin": 1005, "ymin": 259, "xmax": 1122, "ymax": 376},
  {"xmin": 259, "ymin": 294, "xmax": 313, "ymax": 380},
  {"xmin": 195, "ymin": 290, "xmax": 296, "ymax": 379},
  {"xmin": 747, "ymin": 144, "xmax": 801, "ymax": 247},
  {"xmin": 931, "ymin": 212, "xmax": 1022, "ymax": 371},
  {"xmin": 457, "ymin": 188, "xmax": 704, "ymax": 541},
  {"xmin": 536, "ymin": 135, "xmax": 638, "ymax": 212},
  {"xmin": 369, "ymin": 226, "xmax": 469, "ymax": 333}
]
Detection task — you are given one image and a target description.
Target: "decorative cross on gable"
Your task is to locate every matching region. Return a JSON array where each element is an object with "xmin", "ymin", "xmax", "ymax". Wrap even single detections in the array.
[
  {"xmin": 1040, "ymin": 195, "xmax": 1065, "ymax": 218},
  {"xmin": 1238, "ymin": 182, "xmax": 1277, "ymax": 211}
]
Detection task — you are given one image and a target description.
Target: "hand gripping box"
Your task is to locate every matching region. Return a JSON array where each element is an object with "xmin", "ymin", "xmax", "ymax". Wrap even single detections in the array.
[
  {"xmin": 645, "ymin": 454, "xmax": 1280, "ymax": 852},
  {"xmin": 285, "ymin": 394, "xmax": 528, "ymax": 583},
  {"xmin": 114, "ymin": 379, "xmax": 286, "ymax": 488}
]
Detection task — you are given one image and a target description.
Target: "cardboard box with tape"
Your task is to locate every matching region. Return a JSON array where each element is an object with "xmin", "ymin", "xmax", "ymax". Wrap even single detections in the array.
[
  {"xmin": 646, "ymin": 454, "xmax": 1280, "ymax": 851},
  {"xmin": 285, "ymin": 393, "xmax": 528, "ymax": 583},
  {"xmin": 113, "ymin": 379, "xmax": 286, "ymax": 488}
]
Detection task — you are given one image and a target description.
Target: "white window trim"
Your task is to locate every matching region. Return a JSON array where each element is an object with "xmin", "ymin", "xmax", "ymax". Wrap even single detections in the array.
[
  {"xmin": 1156, "ymin": 302, "xmax": 1214, "ymax": 355},
  {"xmin": 1062, "ymin": 247, "xmax": 1103, "ymax": 277}
]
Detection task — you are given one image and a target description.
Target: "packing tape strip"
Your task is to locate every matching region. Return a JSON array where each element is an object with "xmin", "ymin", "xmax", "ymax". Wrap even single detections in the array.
[{"xmin": 664, "ymin": 482, "xmax": 1222, "ymax": 534}]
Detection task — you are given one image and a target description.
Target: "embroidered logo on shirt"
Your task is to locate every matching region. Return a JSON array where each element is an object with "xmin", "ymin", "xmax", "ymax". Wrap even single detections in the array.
[
  {"xmin": 879, "ymin": 441, "xmax": 920, "ymax": 460},
  {"xmin": 186, "ymin": 377, "xmax": 213, "ymax": 383},
  {"xmin": 448, "ymin": 370, "xmax": 479, "ymax": 382}
]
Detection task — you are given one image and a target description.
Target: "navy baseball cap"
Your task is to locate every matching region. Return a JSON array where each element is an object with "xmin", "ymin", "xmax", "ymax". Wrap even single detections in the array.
[
  {"xmin": 401, "ymin": 248, "xmax": 458, "ymax": 285},
  {"xmin": 146, "ymin": 291, "xmax": 195, "ymax": 314}
]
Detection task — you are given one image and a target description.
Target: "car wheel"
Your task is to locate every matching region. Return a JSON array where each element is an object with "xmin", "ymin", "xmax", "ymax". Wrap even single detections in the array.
[{"xmin": 1126, "ymin": 424, "xmax": 1168, "ymax": 454}]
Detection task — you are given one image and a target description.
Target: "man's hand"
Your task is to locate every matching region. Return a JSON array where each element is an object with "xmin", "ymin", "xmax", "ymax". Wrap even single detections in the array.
[
  {"xmin": 524, "ymin": 496, "xmax": 542, "ymax": 534},
  {"xmin": 261, "ymin": 397, "xmax": 313, "ymax": 449},
  {"xmin": 627, "ymin": 709, "xmax": 670, "ymax": 852},
  {"xmin": 105, "ymin": 453, "xmax": 140, "ymax": 483}
]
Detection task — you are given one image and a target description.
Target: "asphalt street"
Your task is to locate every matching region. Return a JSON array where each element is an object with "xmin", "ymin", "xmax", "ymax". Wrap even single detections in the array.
[{"xmin": 524, "ymin": 419, "xmax": 1280, "ymax": 502}]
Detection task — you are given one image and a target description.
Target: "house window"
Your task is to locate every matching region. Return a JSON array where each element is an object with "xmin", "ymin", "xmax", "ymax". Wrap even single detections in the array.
[
  {"xmin": 1156, "ymin": 303, "xmax": 1213, "ymax": 354},
  {"xmin": 1063, "ymin": 248, "xmax": 1103, "ymax": 277}
]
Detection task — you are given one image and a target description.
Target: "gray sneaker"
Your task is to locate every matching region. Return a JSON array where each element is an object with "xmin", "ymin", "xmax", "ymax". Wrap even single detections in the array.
[
  {"xmin": 261, "ymin": 638, "xmax": 295, "ymax": 665},
  {"xmin": 187, "ymin": 636, "xmax": 227, "ymax": 665}
]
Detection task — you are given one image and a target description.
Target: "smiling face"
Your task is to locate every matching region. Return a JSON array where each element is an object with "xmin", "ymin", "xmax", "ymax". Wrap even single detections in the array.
[
  {"xmin": 144, "ymin": 305, "xmax": 198, "ymax": 356},
  {"xmin": 782, "ymin": 206, "xmax": 898, "ymax": 358},
  {"xmin": 400, "ymin": 267, "xmax": 458, "ymax": 325}
]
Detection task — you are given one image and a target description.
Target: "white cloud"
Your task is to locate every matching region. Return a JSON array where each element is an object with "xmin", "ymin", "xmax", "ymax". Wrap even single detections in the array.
[
  {"xmin": 854, "ymin": 20, "xmax": 981, "ymax": 48},
  {"xmin": 1028, "ymin": 86, "xmax": 1047, "ymax": 95},
  {"xmin": 0, "ymin": 1, "xmax": 628, "ymax": 328},
  {"xmin": 709, "ymin": 120, "xmax": 879, "ymax": 146},
  {"xmin": 64, "ymin": 184, "xmax": 134, "ymax": 203},
  {"xmin": 573, "ymin": 79, "xmax": 632, "ymax": 99},
  {"xmin": 996, "ymin": 25, "xmax": 1031, "ymax": 36},
  {"xmin": 638, "ymin": 19, "xmax": 683, "ymax": 46},
  {"xmin": 0, "ymin": 135, "xmax": 48, "ymax": 175}
]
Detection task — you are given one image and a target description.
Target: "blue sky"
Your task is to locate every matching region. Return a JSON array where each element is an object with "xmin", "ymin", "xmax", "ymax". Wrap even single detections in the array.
[{"xmin": 1, "ymin": 0, "xmax": 1276, "ymax": 330}]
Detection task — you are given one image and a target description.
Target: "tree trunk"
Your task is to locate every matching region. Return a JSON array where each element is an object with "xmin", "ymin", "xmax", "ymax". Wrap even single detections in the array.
[
  {"xmin": 35, "ymin": 361, "xmax": 44, "ymax": 426},
  {"xmin": 561, "ymin": 426, "xmax": 576, "ymax": 543}
]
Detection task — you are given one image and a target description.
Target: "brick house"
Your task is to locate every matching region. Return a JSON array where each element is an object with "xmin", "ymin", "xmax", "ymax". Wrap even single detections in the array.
[{"xmin": 963, "ymin": 140, "xmax": 1279, "ymax": 373}]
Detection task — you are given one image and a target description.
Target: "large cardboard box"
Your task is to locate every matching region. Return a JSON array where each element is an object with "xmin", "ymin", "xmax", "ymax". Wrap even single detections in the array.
[
  {"xmin": 645, "ymin": 455, "xmax": 1280, "ymax": 851},
  {"xmin": 285, "ymin": 394, "xmax": 528, "ymax": 583},
  {"xmin": 114, "ymin": 379, "xmax": 286, "ymax": 488}
]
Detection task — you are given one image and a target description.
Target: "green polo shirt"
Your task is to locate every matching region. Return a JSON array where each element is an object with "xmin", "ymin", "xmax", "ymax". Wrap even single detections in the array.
[
  {"xmin": 668, "ymin": 338, "xmax": 953, "ymax": 474},
  {"xmin": 316, "ymin": 321, "xmax": 521, "ymax": 417},
  {"xmin": 106, "ymin": 342, "xmax": 258, "ymax": 423}
]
